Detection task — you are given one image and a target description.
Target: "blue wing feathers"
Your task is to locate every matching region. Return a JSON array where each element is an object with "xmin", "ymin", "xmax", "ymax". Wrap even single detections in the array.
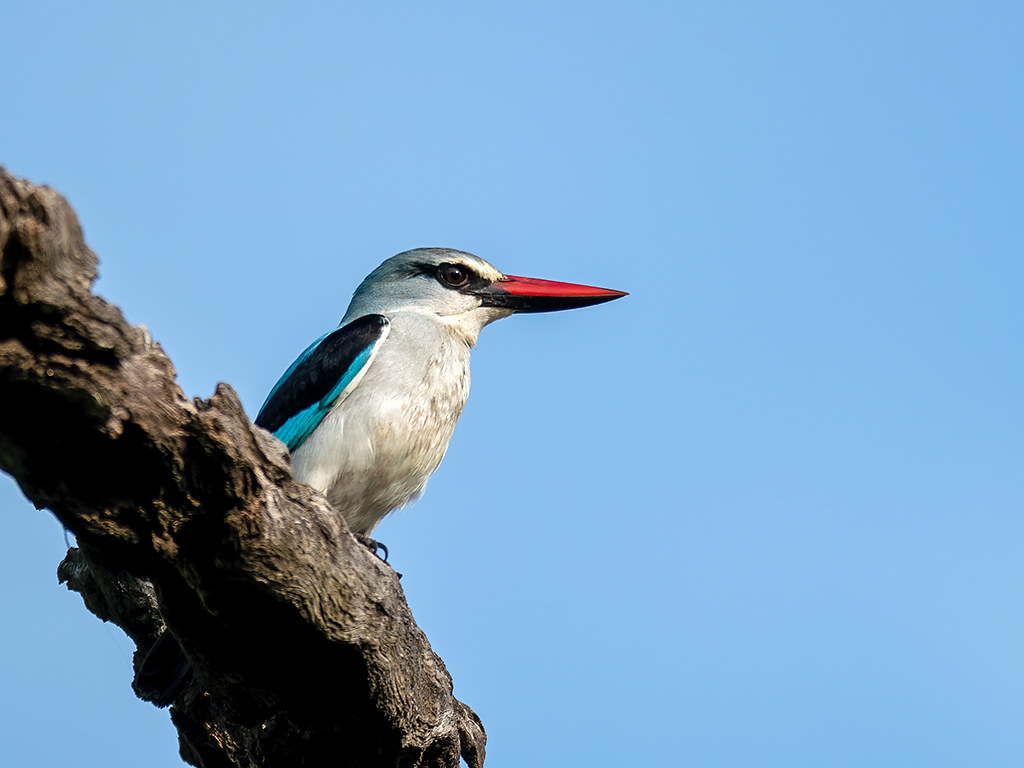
[
  {"xmin": 261, "ymin": 332, "xmax": 331, "ymax": 412},
  {"xmin": 255, "ymin": 314, "xmax": 389, "ymax": 451},
  {"xmin": 269, "ymin": 402, "xmax": 327, "ymax": 453}
]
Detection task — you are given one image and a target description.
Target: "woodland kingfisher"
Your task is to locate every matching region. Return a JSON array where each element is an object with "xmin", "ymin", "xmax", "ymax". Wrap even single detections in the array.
[{"xmin": 253, "ymin": 247, "xmax": 627, "ymax": 536}]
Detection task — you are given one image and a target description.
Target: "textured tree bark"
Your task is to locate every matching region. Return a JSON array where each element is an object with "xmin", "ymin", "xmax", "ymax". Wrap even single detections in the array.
[{"xmin": 0, "ymin": 168, "xmax": 485, "ymax": 768}]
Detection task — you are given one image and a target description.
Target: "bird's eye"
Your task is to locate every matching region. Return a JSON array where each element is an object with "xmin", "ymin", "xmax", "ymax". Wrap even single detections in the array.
[{"xmin": 437, "ymin": 263, "xmax": 471, "ymax": 288}]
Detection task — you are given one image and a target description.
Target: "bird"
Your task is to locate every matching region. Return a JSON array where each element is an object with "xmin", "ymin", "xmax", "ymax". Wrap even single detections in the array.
[
  {"xmin": 253, "ymin": 247, "xmax": 627, "ymax": 538},
  {"xmin": 136, "ymin": 247, "xmax": 625, "ymax": 705}
]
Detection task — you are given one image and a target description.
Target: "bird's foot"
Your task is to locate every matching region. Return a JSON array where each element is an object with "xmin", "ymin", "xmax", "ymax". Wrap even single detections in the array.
[
  {"xmin": 353, "ymin": 534, "xmax": 402, "ymax": 579},
  {"xmin": 354, "ymin": 533, "xmax": 389, "ymax": 562}
]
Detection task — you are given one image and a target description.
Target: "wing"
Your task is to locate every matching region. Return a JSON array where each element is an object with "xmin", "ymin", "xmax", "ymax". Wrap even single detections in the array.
[{"xmin": 255, "ymin": 314, "xmax": 390, "ymax": 451}]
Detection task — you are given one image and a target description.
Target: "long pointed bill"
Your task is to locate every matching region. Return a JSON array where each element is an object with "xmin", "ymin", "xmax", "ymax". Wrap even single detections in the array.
[{"xmin": 476, "ymin": 275, "xmax": 628, "ymax": 313}]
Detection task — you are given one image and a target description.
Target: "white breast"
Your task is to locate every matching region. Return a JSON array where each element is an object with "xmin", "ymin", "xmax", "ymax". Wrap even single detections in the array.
[{"xmin": 289, "ymin": 314, "xmax": 472, "ymax": 535}]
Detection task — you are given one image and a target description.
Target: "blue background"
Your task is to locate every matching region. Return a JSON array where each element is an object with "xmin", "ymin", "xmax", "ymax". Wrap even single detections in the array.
[{"xmin": 2, "ymin": 3, "xmax": 1022, "ymax": 766}]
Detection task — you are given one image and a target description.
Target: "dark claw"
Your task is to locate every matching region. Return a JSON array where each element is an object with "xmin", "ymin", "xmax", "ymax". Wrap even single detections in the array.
[
  {"xmin": 354, "ymin": 533, "xmax": 388, "ymax": 562},
  {"xmin": 353, "ymin": 534, "xmax": 402, "ymax": 579}
]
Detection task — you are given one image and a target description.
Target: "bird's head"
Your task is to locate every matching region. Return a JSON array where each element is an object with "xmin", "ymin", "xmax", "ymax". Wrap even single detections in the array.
[{"xmin": 342, "ymin": 248, "xmax": 627, "ymax": 344}]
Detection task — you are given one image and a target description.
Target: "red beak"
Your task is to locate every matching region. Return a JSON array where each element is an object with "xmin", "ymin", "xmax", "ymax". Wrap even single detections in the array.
[{"xmin": 476, "ymin": 275, "xmax": 628, "ymax": 313}]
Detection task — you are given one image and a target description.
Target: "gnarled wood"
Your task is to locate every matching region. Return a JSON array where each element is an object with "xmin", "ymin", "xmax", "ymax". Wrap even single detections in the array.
[{"xmin": 0, "ymin": 168, "xmax": 485, "ymax": 768}]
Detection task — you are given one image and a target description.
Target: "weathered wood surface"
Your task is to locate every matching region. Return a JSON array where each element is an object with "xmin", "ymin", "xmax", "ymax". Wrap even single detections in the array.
[{"xmin": 0, "ymin": 168, "xmax": 484, "ymax": 768}]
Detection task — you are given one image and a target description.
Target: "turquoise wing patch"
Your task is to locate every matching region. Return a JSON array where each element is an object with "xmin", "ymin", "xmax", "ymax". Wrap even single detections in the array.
[{"xmin": 254, "ymin": 315, "xmax": 390, "ymax": 452}]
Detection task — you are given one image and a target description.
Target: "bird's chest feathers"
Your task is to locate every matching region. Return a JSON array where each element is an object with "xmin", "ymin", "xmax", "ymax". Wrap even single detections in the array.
[
  {"xmin": 368, "ymin": 343, "xmax": 470, "ymax": 454},
  {"xmin": 291, "ymin": 330, "xmax": 471, "ymax": 531}
]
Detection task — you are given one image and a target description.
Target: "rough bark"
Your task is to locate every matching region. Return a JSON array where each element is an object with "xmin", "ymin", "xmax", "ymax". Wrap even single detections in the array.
[{"xmin": 0, "ymin": 168, "xmax": 485, "ymax": 768}]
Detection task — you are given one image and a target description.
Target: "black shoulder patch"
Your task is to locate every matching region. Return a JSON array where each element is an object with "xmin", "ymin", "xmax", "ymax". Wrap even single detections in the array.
[{"xmin": 255, "ymin": 314, "xmax": 389, "ymax": 435}]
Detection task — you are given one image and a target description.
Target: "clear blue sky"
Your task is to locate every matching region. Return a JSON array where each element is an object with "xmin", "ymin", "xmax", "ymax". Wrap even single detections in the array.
[{"xmin": 3, "ymin": 2, "xmax": 1022, "ymax": 766}]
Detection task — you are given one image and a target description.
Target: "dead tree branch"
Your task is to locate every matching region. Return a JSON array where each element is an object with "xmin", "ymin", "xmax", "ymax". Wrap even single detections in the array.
[{"xmin": 0, "ymin": 168, "xmax": 485, "ymax": 768}]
